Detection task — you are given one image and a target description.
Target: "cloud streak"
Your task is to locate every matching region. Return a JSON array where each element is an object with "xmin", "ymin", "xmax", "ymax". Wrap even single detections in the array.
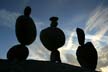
[
  {"xmin": 0, "ymin": 9, "xmax": 20, "ymax": 28},
  {"xmin": 28, "ymin": 42, "xmax": 50, "ymax": 61},
  {"xmin": 85, "ymin": 6, "xmax": 108, "ymax": 46},
  {"xmin": 84, "ymin": 5, "xmax": 108, "ymax": 71}
]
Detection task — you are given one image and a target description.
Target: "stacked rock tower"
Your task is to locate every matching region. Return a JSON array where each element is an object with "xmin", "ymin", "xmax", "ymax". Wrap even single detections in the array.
[
  {"xmin": 76, "ymin": 28, "xmax": 98, "ymax": 71},
  {"xmin": 40, "ymin": 17, "xmax": 65, "ymax": 63},
  {"xmin": 7, "ymin": 6, "xmax": 36, "ymax": 62}
]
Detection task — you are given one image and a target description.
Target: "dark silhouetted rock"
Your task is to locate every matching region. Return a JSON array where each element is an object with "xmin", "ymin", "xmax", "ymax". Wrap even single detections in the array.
[
  {"xmin": 40, "ymin": 17, "xmax": 65, "ymax": 62},
  {"xmin": 16, "ymin": 6, "xmax": 36, "ymax": 45},
  {"xmin": 50, "ymin": 16, "xmax": 58, "ymax": 27},
  {"xmin": 40, "ymin": 27, "xmax": 65, "ymax": 51},
  {"xmin": 50, "ymin": 50, "xmax": 61, "ymax": 63},
  {"xmin": 76, "ymin": 28, "xmax": 85, "ymax": 45},
  {"xmin": 40, "ymin": 17, "xmax": 65, "ymax": 51},
  {"xmin": 0, "ymin": 59, "xmax": 100, "ymax": 72},
  {"xmin": 7, "ymin": 44, "xmax": 29, "ymax": 62},
  {"xmin": 76, "ymin": 28, "xmax": 98, "ymax": 71},
  {"xmin": 24, "ymin": 6, "xmax": 31, "ymax": 16}
]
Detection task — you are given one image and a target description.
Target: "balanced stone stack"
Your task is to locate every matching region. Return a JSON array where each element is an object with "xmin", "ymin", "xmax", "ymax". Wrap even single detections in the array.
[
  {"xmin": 7, "ymin": 6, "xmax": 36, "ymax": 62},
  {"xmin": 40, "ymin": 17, "xmax": 65, "ymax": 63}
]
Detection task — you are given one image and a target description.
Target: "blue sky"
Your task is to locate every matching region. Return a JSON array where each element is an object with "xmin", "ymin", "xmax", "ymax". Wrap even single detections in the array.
[{"xmin": 0, "ymin": 0, "xmax": 108, "ymax": 71}]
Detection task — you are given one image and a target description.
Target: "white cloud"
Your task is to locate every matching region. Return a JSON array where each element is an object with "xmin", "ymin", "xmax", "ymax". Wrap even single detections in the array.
[
  {"xmin": 85, "ymin": 6, "xmax": 108, "ymax": 45},
  {"xmin": 85, "ymin": 7, "xmax": 108, "ymax": 43},
  {"xmin": 65, "ymin": 53, "xmax": 79, "ymax": 66},
  {"xmin": 85, "ymin": 5, "xmax": 108, "ymax": 32},
  {"xmin": 97, "ymin": 45, "xmax": 108, "ymax": 72},
  {"xmin": 101, "ymin": 66, "xmax": 108, "ymax": 72},
  {"xmin": 58, "ymin": 28, "xmax": 82, "ymax": 66},
  {"xmin": 0, "ymin": 9, "xmax": 20, "ymax": 28},
  {"xmin": 27, "ymin": 41, "xmax": 50, "ymax": 61},
  {"xmin": 84, "ymin": 5, "xmax": 108, "ymax": 72}
]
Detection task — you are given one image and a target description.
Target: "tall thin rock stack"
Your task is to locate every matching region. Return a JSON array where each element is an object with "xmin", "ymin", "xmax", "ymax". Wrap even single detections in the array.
[
  {"xmin": 76, "ymin": 28, "xmax": 98, "ymax": 71},
  {"xmin": 40, "ymin": 17, "xmax": 65, "ymax": 63},
  {"xmin": 7, "ymin": 6, "xmax": 36, "ymax": 63}
]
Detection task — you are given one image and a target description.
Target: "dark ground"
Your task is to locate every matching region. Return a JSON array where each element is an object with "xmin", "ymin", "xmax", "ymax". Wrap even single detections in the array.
[{"xmin": 0, "ymin": 59, "xmax": 100, "ymax": 72}]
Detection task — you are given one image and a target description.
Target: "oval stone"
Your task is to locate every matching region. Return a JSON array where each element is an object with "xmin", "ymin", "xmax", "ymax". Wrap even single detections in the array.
[
  {"xmin": 7, "ymin": 44, "xmax": 29, "ymax": 62},
  {"xmin": 16, "ymin": 15, "xmax": 36, "ymax": 45},
  {"xmin": 40, "ymin": 27, "xmax": 65, "ymax": 51}
]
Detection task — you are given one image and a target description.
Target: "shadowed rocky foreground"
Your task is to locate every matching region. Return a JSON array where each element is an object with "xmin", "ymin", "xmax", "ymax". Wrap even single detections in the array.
[{"xmin": 0, "ymin": 59, "xmax": 100, "ymax": 72}]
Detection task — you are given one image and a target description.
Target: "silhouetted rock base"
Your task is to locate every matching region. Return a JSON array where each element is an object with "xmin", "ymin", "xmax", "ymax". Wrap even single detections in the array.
[{"xmin": 0, "ymin": 59, "xmax": 100, "ymax": 72}]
